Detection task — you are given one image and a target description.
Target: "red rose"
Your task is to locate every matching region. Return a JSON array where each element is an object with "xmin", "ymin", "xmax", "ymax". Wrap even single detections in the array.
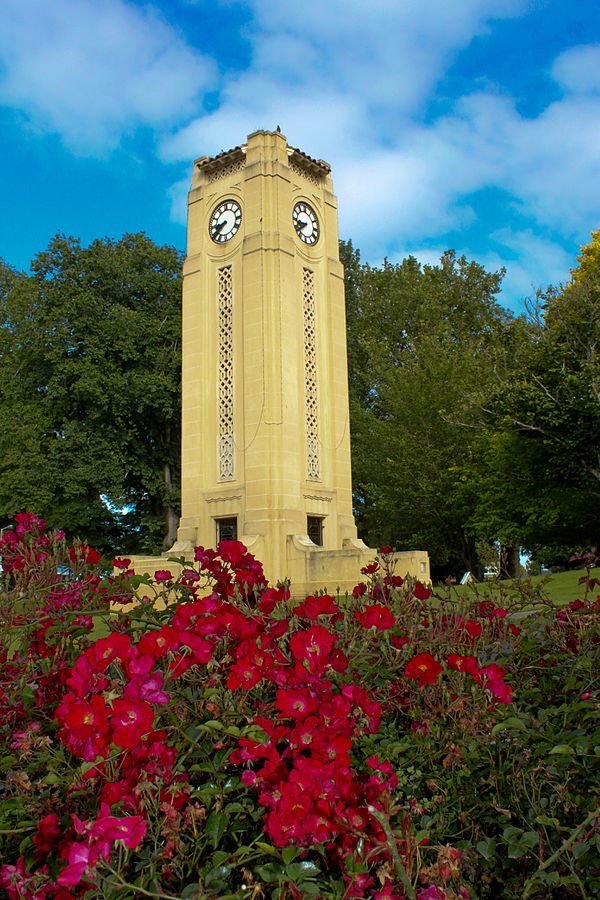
[
  {"xmin": 404, "ymin": 652, "xmax": 442, "ymax": 686},
  {"xmin": 355, "ymin": 604, "xmax": 396, "ymax": 632}
]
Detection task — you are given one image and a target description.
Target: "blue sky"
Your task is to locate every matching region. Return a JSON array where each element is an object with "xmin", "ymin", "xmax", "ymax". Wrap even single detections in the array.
[{"xmin": 1, "ymin": 0, "xmax": 599, "ymax": 311}]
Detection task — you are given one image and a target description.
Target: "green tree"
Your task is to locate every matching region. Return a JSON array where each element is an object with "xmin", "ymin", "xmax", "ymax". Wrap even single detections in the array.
[
  {"xmin": 0, "ymin": 233, "xmax": 182, "ymax": 554},
  {"xmin": 342, "ymin": 243, "xmax": 515, "ymax": 578},
  {"xmin": 467, "ymin": 230, "xmax": 600, "ymax": 562}
]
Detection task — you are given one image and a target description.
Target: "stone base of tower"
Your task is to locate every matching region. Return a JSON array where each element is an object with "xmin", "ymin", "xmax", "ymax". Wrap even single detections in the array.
[
  {"xmin": 128, "ymin": 538, "xmax": 430, "ymax": 602},
  {"xmin": 283, "ymin": 536, "xmax": 430, "ymax": 598}
]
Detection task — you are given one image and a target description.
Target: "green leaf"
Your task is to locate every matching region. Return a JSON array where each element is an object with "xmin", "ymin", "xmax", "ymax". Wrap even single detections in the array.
[
  {"xmin": 255, "ymin": 863, "xmax": 285, "ymax": 883},
  {"xmin": 491, "ymin": 716, "xmax": 528, "ymax": 735},
  {"xmin": 224, "ymin": 802, "xmax": 245, "ymax": 813},
  {"xmin": 0, "ymin": 755, "xmax": 18, "ymax": 769},
  {"xmin": 535, "ymin": 815, "xmax": 560, "ymax": 827},
  {"xmin": 281, "ymin": 846, "xmax": 299, "ymax": 865},
  {"xmin": 255, "ymin": 842, "xmax": 279, "ymax": 857},
  {"xmin": 223, "ymin": 724, "xmax": 241, "ymax": 737},
  {"xmin": 205, "ymin": 810, "xmax": 227, "ymax": 849},
  {"xmin": 285, "ymin": 861, "xmax": 321, "ymax": 880},
  {"xmin": 536, "ymin": 871, "xmax": 560, "ymax": 886},
  {"xmin": 202, "ymin": 719, "xmax": 225, "ymax": 731},
  {"xmin": 298, "ymin": 883, "xmax": 322, "ymax": 896},
  {"xmin": 18, "ymin": 835, "xmax": 32, "ymax": 854},
  {"xmin": 476, "ymin": 839, "xmax": 495, "ymax": 860},
  {"xmin": 204, "ymin": 865, "xmax": 230, "ymax": 889},
  {"xmin": 572, "ymin": 841, "xmax": 589, "ymax": 859},
  {"xmin": 232, "ymin": 844, "xmax": 256, "ymax": 858},
  {"xmin": 521, "ymin": 831, "xmax": 539, "ymax": 849},
  {"xmin": 549, "ymin": 744, "xmax": 576, "ymax": 755}
]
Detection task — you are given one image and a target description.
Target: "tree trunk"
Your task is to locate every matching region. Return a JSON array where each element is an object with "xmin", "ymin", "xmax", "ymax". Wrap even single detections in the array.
[{"xmin": 500, "ymin": 545, "xmax": 520, "ymax": 579}]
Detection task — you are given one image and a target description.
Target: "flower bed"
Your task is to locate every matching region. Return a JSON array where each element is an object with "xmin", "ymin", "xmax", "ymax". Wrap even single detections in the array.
[{"xmin": 0, "ymin": 514, "xmax": 598, "ymax": 899}]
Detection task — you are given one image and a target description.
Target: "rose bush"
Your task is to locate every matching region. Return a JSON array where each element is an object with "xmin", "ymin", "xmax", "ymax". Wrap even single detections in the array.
[{"xmin": 0, "ymin": 515, "xmax": 598, "ymax": 899}]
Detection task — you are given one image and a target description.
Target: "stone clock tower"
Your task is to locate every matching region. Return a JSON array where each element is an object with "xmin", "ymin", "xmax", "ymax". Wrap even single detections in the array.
[{"xmin": 134, "ymin": 130, "xmax": 429, "ymax": 595}]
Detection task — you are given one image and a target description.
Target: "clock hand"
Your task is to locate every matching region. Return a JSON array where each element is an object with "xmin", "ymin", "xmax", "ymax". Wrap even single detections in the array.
[
  {"xmin": 213, "ymin": 219, "xmax": 226, "ymax": 233},
  {"xmin": 297, "ymin": 219, "xmax": 308, "ymax": 230}
]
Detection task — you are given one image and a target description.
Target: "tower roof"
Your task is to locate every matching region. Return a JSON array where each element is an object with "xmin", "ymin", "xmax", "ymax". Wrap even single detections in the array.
[{"xmin": 194, "ymin": 131, "xmax": 331, "ymax": 179}]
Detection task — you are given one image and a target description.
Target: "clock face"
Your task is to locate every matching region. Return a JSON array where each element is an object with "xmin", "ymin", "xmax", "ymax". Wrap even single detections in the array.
[
  {"xmin": 209, "ymin": 199, "xmax": 242, "ymax": 243},
  {"xmin": 292, "ymin": 201, "xmax": 319, "ymax": 245}
]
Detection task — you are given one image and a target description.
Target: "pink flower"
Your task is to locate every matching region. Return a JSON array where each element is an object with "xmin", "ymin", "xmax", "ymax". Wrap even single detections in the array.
[
  {"xmin": 477, "ymin": 664, "xmax": 513, "ymax": 704},
  {"xmin": 124, "ymin": 671, "xmax": 169, "ymax": 705},
  {"xmin": 373, "ymin": 882, "xmax": 405, "ymax": 899},
  {"xmin": 90, "ymin": 812, "xmax": 147, "ymax": 851},
  {"xmin": 154, "ymin": 569, "xmax": 173, "ymax": 583},
  {"xmin": 417, "ymin": 887, "xmax": 446, "ymax": 900},
  {"xmin": 56, "ymin": 842, "xmax": 90, "ymax": 886}
]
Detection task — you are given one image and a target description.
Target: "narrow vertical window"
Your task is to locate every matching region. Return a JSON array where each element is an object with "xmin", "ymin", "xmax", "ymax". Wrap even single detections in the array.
[
  {"xmin": 307, "ymin": 515, "xmax": 324, "ymax": 546},
  {"xmin": 218, "ymin": 265, "xmax": 234, "ymax": 479},
  {"xmin": 216, "ymin": 516, "xmax": 238, "ymax": 543},
  {"xmin": 303, "ymin": 268, "xmax": 320, "ymax": 480}
]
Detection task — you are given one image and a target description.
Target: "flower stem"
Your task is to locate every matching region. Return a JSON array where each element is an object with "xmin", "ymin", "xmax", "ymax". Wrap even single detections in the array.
[
  {"xmin": 521, "ymin": 806, "xmax": 600, "ymax": 899},
  {"xmin": 368, "ymin": 806, "xmax": 417, "ymax": 899}
]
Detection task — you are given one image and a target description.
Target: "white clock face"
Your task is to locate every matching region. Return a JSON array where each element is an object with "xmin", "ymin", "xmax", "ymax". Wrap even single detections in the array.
[
  {"xmin": 293, "ymin": 202, "xmax": 319, "ymax": 245},
  {"xmin": 209, "ymin": 199, "xmax": 242, "ymax": 243}
]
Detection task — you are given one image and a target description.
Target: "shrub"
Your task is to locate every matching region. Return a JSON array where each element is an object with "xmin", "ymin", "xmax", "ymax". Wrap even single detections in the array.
[{"xmin": 0, "ymin": 516, "xmax": 598, "ymax": 899}]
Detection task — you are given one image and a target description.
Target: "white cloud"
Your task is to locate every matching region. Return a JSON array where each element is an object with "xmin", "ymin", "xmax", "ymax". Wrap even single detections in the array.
[
  {"xmin": 326, "ymin": 84, "xmax": 600, "ymax": 260},
  {"xmin": 552, "ymin": 43, "xmax": 600, "ymax": 95},
  {"xmin": 438, "ymin": 91, "xmax": 600, "ymax": 239},
  {"xmin": 0, "ymin": 0, "xmax": 217, "ymax": 153},
  {"xmin": 7, "ymin": 0, "xmax": 591, "ymax": 312},
  {"xmin": 488, "ymin": 229, "xmax": 574, "ymax": 306},
  {"xmin": 162, "ymin": 0, "xmax": 527, "ymax": 163},
  {"xmin": 167, "ymin": 175, "xmax": 190, "ymax": 229},
  {"xmin": 161, "ymin": 0, "xmax": 530, "ymax": 248}
]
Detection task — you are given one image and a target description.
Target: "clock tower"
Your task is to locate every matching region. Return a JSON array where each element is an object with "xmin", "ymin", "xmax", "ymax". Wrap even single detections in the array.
[{"xmin": 135, "ymin": 130, "xmax": 429, "ymax": 594}]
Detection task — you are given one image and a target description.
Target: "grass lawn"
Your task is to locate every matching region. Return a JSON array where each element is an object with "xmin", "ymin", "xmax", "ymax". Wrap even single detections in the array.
[{"xmin": 439, "ymin": 567, "xmax": 589, "ymax": 607}]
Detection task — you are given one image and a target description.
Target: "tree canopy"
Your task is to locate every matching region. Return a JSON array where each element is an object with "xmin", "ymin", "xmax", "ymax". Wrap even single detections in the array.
[
  {"xmin": 463, "ymin": 230, "xmax": 600, "ymax": 563},
  {"xmin": 342, "ymin": 242, "xmax": 520, "ymax": 578},
  {"xmin": 0, "ymin": 233, "xmax": 182, "ymax": 554}
]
